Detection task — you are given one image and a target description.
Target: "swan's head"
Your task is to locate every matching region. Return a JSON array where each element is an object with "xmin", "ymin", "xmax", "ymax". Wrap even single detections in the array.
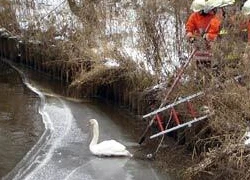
[{"xmin": 89, "ymin": 119, "xmax": 98, "ymax": 127}]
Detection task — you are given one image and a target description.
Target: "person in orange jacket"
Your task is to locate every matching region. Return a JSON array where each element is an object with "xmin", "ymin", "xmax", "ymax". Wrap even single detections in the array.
[
  {"xmin": 186, "ymin": 0, "xmax": 216, "ymax": 42},
  {"xmin": 203, "ymin": 0, "xmax": 225, "ymax": 42},
  {"xmin": 185, "ymin": 0, "xmax": 228, "ymax": 43},
  {"xmin": 186, "ymin": 0, "xmax": 235, "ymax": 43},
  {"xmin": 204, "ymin": 0, "xmax": 235, "ymax": 41},
  {"xmin": 186, "ymin": 0, "xmax": 223, "ymax": 70}
]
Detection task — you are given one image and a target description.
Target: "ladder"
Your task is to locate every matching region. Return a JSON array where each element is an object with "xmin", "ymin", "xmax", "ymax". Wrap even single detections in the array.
[
  {"xmin": 150, "ymin": 114, "xmax": 211, "ymax": 139},
  {"xmin": 138, "ymin": 48, "xmax": 198, "ymax": 144},
  {"xmin": 146, "ymin": 74, "xmax": 245, "ymax": 140},
  {"xmin": 142, "ymin": 91, "xmax": 211, "ymax": 139},
  {"xmin": 142, "ymin": 91, "xmax": 204, "ymax": 119}
]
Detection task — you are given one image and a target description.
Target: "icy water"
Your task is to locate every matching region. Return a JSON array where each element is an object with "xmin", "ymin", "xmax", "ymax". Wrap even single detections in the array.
[
  {"xmin": 0, "ymin": 61, "xmax": 44, "ymax": 177},
  {"xmin": 0, "ymin": 60, "xmax": 172, "ymax": 180}
]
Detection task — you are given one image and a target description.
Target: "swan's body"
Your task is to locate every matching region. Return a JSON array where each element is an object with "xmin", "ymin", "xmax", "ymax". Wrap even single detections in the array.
[{"xmin": 89, "ymin": 119, "xmax": 133, "ymax": 157}]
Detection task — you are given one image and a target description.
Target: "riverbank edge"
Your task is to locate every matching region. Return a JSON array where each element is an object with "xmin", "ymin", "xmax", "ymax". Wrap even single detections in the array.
[
  {"xmin": 0, "ymin": 30, "xmax": 201, "ymax": 179},
  {"xmin": 0, "ymin": 60, "xmax": 45, "ymax": 178}
]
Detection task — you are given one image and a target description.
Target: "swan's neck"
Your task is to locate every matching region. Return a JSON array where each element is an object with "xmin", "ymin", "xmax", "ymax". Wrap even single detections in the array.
[{"xmin": 90, "ymin": 123, "xmax": 99, "ymax": 146}]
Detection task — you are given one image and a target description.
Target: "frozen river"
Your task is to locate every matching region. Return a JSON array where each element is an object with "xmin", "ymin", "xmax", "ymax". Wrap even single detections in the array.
[{"xmin": 1, "ymin": 60, "xmax": 172, "ymax": 180}]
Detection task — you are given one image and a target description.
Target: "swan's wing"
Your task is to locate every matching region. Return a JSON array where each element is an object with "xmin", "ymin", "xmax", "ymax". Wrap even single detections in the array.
[
  {"xmin": 92, "ymin": 140, "xmax": 128, "ymax": 156},
  {"xmin": 98, "ymin": 140, "xmax": 126, "ymax": 151}
]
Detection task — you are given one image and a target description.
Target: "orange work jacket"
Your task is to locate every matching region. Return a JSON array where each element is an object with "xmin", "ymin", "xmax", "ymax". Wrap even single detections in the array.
[
  {"xmin": 186, "ymin": 12, "xmax": 219, "ymax": 41},
  {"xmin": 206, "ymin": 15, "xmax": 221, "ymax": 41}
]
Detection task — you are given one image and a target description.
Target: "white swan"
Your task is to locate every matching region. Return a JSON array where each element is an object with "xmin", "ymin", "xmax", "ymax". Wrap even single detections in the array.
[{"xmin": 88, "ymin": 119, "xmax": 133, "ymax": 157}]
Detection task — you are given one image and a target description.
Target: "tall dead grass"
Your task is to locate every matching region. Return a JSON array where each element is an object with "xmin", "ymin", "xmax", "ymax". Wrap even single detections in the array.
[{"xmin": 2, "ymin": 0, "xmax": 250, "ymax": 179}]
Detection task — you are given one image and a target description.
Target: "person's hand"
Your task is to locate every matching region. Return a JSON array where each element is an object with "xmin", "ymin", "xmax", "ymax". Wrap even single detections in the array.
[
  {"xmin": 186, "ymin": 32, "xmax": 195, "ymax": 43},
  {"xmin": 186, "ymin": 32, "xmax": 193, "ymax": 38},
  {"xmin": 202, "ymin": 33, "xmax": 208, "ymax": 40},
  {"xmin": 203, "ymin": 33, "xmax": 217, "ymax": 42}
]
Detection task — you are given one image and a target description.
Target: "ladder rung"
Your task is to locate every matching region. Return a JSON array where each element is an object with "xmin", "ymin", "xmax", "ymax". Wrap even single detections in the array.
[
  {"xmin": 142, "ymin": 91, "xmax": 204, "ymax": 119},
  {"xmin": 150, "ymin": 114, "xmax": 211, "ymax": 139}
]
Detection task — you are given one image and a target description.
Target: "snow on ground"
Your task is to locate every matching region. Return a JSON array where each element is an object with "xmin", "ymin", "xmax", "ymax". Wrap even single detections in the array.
[
  {"xmin": 104, "ymin": 58, "xmax": 120, "ymax": 67},
  {"xmin": 11, "ymin": 0, "xmax": 186, "ymax": 76},
  {"xmin": 15, "ymin": 0, "xmax": 81, "ymax": 35},
  {"xmin": 244, "ymin": 131, "xmax": 250, "ymax": 145}
]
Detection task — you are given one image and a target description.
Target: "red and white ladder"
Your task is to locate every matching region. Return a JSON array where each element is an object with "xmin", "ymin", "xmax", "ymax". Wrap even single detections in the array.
[
  {"xmin": 142, "ymin": 91, "xmax": 211, "ymax": 140},
  {"xmin": 138, "ymin": 48, "xmax": 213, "ymax": 144}
]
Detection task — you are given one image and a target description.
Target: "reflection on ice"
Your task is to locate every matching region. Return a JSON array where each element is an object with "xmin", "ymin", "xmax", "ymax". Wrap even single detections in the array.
[
  {"xmin": 65, "ymin": 157, "xmax": 163, "ymax": 180},
  {"xmin": 65, "ymin": 158, "xmax": 129, "ymax": 180},
  {"xmin": 3, "ymin": 63, "xmax": 169, "ymax": 180}
]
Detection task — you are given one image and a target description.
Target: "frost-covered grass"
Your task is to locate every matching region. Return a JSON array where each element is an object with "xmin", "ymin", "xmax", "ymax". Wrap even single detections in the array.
[{"xmin": 11, "ymin": 0, "xmax": 187, "ymax": 78}]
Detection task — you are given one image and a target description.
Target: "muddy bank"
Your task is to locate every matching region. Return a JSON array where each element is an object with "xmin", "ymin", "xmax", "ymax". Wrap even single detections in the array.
[{"xmin": 0, "ymin": 61, "xmax": 44, "ymax": 177}]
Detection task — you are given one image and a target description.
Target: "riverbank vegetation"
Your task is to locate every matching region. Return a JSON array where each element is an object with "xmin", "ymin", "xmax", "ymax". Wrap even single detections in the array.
[{"xmin": 1, "ymin": 0, "xmax": 250, "ymax": 179}]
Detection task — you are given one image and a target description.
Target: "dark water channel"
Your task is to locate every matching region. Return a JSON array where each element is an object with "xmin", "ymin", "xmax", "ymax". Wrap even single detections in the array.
[
  {"xmin": 0, "ymin": 61, "xmax": 44, "ymax": 177},
  {"xmin": 0, "ymin": 60, "xmax": 172, "ymax": 180}
]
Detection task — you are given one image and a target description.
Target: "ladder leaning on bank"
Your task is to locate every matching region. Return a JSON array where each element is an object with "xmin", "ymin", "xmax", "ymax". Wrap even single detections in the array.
[
  {"xmin": 142, "ymin": 74, "xmax": 245, "ymax": 141},
  {"xmin": 141, "ymin": 91, "xmax": 212, "ymax": 140},
  {"xmin": 138, "ymin": 48, "xmax": 213, "ymax": 144}
]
